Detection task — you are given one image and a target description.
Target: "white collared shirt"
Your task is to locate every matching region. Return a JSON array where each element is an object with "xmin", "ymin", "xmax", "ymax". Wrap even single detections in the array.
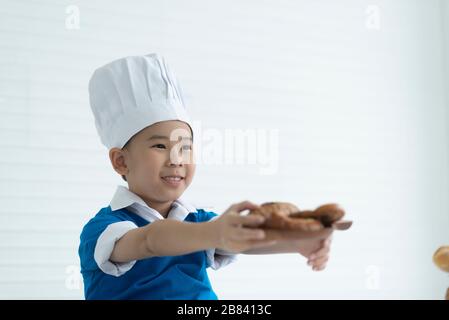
[{"xmin": 94, "ymin": 185, "xmax": 237, "ymax": 277}]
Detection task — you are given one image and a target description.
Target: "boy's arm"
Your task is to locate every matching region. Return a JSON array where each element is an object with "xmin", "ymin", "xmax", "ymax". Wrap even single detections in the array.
[
  {"xmin": 242, "ymin": 229, "xmax": 333, "ymax": 255},
  {"xmin": 241, "ymin": 242, "xmax": 299, "ymax": 254},
  {"xmin": 110, "ymin": 201, "xmax": 275, "ymax": 263},
  {"xmin": 110, "ymin": 219, "xmax": 217, "ymax": 263}
]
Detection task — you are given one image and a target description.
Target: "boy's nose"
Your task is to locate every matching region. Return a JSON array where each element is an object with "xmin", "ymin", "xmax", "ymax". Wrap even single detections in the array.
[
  {"xmin": 168, "ymin": 159, "xmax": 183, "ymax": 167},
  {"xmin": 168, "ymin": 149, "xmax": 184, "ymax": 166}
]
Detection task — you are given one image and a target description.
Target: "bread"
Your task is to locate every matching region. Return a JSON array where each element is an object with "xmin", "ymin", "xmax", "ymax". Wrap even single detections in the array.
[
  {"xmin": 248, "ymin": 202, "xmax": 345, "ymax": 231},
  {"xmin": 290, "ymin": 204, "xmax": 345, "ymax": 227},
  {"xmin": 433, "ymin": 246, "xmax": 449, "ymax": 273}
]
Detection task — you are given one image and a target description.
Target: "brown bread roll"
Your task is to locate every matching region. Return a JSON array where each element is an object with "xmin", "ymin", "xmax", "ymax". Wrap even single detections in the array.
[
  {"xmin": 433, "ymin": 246, "xmax": 449, "ymax": 273},
  {"xmin": 248, "ymin": 202, "xmax": 345, "ymax": 231}
]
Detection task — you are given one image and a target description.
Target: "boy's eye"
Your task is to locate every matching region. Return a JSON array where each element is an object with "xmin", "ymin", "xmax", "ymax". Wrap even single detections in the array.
[
  {"xmin": 152, "ymin": 144, "xmax": 166, "ymax": 149},
  {"xmin": 182, "ymin": 145, "xmax": 192, "ymax": 151}
]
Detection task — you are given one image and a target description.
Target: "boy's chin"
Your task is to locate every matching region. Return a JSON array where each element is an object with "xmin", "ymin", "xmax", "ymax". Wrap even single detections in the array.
[{"xmin": 159, "ymin": 186, "xmax": 185, "ymax": 199}]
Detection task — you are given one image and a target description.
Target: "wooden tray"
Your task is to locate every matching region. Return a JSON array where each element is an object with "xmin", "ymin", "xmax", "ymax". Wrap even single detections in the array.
[
  {"xmin": 262, "ymin": 220, "xmax": 353, "ymax": 241},
  {"xmin": 242, "ymin": 221, "xmax": 353, "ymax": 255}
]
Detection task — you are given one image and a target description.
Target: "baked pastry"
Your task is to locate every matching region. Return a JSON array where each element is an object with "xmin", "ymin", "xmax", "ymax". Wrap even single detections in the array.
[
  {"xmin": 290, "ymin": 204, "xmax": 345, "ymax": 227},
  {"xmin": 432, "ymin": 246, "xmax": 449, "ymax": 300},
  {"xmin": 433, "ymin": 246, "xmax": 449, "ymax": 273},
  {"xmin": 248, "ymin": 202, "xmax": 345, "ymax": 231}
]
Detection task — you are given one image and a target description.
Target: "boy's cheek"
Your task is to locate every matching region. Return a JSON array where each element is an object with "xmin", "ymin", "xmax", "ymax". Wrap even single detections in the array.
[{"xmin": 185, "ymin": 168, "xmax": 196, "ymax": 186}]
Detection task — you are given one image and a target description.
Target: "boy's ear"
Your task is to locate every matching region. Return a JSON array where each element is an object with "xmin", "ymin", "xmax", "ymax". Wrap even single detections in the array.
[{"xmin": 109, "ymin": 148, "xmax": 129, "ymax": 177}]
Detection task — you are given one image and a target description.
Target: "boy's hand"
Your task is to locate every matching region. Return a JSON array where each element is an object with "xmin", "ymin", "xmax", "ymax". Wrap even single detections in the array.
[
  {"xmin": 299, "ymin": 236, "xmax": 332, "ymax": 271},
  {"xmin": 209, "ymin": 201, "xmax": 277, "ymax": 253}
]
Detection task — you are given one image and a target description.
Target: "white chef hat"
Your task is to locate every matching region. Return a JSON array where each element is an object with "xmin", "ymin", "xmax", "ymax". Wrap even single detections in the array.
[{"xmin": 88, "ymin": 53, "xmax": 192, "ymax": 149}]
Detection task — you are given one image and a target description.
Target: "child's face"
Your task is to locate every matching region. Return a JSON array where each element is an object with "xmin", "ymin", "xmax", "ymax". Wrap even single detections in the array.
[{"xmin": 118, "ymin": 120, "xmax": 195, "ymax": 204}]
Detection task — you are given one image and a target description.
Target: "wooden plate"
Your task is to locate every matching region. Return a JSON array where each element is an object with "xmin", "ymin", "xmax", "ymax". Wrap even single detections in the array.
[{"xmin": 262, "ymin": 220, "xmax": 353, "ymax": 241}]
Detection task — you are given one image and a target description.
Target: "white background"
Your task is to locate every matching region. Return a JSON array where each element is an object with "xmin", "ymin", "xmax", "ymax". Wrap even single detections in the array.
[{"xmin": 0, "ymin": 0, "xmax": 448, "ymax": 299}]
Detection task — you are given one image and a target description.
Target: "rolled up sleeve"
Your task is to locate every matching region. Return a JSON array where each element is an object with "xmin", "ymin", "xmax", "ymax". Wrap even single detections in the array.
[{"xmin": 94, "ymin": 221, "xmax": 138, "ymax": 277}]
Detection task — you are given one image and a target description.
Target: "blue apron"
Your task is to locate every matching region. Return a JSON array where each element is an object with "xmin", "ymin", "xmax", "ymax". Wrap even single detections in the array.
[{"xmin": 79, "ymin": 206, "xmax": 218, "ymax": 300}]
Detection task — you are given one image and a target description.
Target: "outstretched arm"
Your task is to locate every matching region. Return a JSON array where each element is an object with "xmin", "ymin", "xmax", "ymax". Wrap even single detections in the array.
[
  {"xmin": 242, "ymin": 234, "xmax": 333, "ymax": 272},
  {"xmin": 110, "ymin": 201, "xmax": 276, "ymax": 263}
]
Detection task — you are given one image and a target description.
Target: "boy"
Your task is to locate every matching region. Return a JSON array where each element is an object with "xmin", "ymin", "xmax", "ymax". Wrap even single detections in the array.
[{"xmin": 79, "ymin": 53, "xmax": 332, "ymax": 299}]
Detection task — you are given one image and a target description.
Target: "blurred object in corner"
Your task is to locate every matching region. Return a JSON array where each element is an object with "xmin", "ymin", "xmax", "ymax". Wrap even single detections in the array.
[{"xmin": 433, "ymin": 246, "xmax": 449, "ymax": 300}]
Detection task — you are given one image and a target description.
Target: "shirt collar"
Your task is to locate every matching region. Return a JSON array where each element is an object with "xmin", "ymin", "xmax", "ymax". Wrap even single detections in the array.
[{"xmin": 109, "ymin": 185, "xmax": 197, "ymax": 222}]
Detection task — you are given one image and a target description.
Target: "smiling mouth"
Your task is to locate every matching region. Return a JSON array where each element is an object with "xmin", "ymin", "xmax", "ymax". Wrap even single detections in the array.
[{"xmin": 161, "ymin": 176, "xmax": 184, "ymax": 182}]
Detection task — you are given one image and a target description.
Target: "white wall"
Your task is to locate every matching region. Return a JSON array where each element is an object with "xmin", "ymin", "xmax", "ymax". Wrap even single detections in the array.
[
  {"xmin": 444, "ymin": 0, "xmax": 449, "ymax": 159},
  {"xmin": 0, "ymin": 0, "xmax": 448, "ymax": 299}
]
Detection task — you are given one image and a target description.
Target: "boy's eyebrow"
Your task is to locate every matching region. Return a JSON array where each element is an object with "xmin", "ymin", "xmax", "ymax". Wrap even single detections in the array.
[{"xmin": 147, "ymin": 135, "xmax": 193, "ymax": 141}]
